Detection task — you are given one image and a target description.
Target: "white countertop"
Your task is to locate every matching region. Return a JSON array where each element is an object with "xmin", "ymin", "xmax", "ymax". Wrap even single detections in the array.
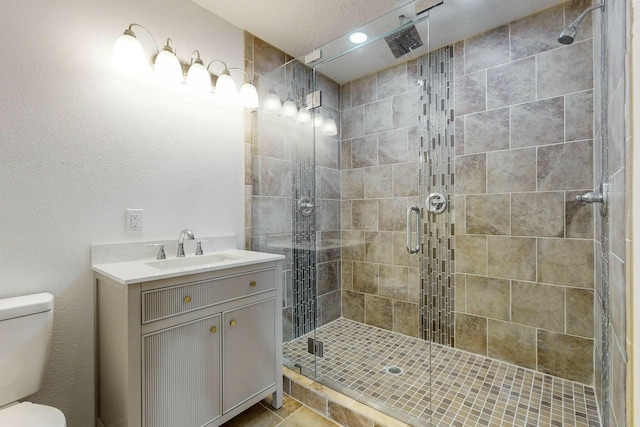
[{"xmin": 91, "ymin": 249, "xmax": 285, "ymax": 285}]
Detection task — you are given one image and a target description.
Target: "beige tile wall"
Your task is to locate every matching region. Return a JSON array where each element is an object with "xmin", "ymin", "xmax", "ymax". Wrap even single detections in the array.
[
  {"xmin": 339, "ymin": 61, "xmax": 422, "ymax": 338},
  {"xmin": 453, "ymin": 0, "xmax": 596, "ymax": 385},
  {"xmin": 593, "ymin": 0, "xmax": 629, "ymax": 424}
]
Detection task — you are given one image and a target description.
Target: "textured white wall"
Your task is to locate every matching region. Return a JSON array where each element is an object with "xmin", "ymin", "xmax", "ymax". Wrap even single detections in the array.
[{"xmin": 0, "ymin": 1, "xmax": 245, "ymax": 425}]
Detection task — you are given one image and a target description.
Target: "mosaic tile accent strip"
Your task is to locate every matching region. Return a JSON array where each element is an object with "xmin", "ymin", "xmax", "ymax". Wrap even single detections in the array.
[
  {"xmin": 418, "ymin": 46, "xmax": 456, "ymax": 346},
  {"xmin": 283, "ymin": 318, "xmax": 601, "ymax": 426},
  {"xmin": 289, "ymin": 60, "xmax": 318, "ymax": 338}
]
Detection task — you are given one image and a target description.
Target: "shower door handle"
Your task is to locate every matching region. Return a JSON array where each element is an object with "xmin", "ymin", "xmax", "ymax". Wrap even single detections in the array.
[{"xmin": 406, "ymin": 206, "xmax": 421, "ymax": 254}]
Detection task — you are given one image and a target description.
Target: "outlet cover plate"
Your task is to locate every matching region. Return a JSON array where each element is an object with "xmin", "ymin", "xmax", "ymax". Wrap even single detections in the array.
[{"xmin": 125, "ymin": 209, "xmax": 143, "ymax": 232}]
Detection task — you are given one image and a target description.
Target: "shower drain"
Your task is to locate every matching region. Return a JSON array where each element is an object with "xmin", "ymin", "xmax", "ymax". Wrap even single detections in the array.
[{"xmin": 385, "ymin": 366, "xmax": 403, "ymax": 375}]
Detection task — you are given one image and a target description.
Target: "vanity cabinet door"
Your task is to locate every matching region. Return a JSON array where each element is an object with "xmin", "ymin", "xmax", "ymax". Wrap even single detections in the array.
[
  {"xmin": 222, "ymin": 298, "xmax": 276, "ymax": 413},
  {"xmin": 142, "ymin": 314, "xmax": 221, "ymax": 427}
]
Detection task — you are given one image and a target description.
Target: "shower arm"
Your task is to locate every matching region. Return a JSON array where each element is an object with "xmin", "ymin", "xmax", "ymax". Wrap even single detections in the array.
[{"xmin": 568, "ymin": 3, "xmax": 604, "ymax": 30}]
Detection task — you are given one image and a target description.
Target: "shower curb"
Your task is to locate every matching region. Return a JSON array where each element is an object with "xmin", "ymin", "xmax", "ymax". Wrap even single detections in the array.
[{"xmin": 282, "ymin": 366, "xmax": 411, "ymax": 427}]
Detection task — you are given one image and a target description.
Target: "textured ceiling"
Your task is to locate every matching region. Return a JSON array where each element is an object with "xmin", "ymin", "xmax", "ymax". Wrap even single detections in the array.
[
  {"xmin": 192, "ymin": 0, "xmax": 568, "ymax": 83},
  {"xmin": 191, "ymin": 0, "xmax": 416, "ymax": 57}
]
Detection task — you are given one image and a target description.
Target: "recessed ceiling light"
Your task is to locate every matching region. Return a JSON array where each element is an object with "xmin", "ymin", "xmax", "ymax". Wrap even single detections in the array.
[{"xmin": 349, "ymin": 32, "xmax": 368, "ymax": 44}]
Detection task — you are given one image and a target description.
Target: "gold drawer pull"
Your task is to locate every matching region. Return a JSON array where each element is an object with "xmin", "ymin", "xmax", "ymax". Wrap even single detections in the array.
[
  {"xmin": 210, "ymin": 326, "xmax": 217, "ymax": 334},
  {"xmin": 183, "ymin": 295, "xmax": 192, "ymax": 303},
  {"xmin": 250, "ymin": 281, "xmax": 257, "ymax": 287},
  {"xmin": 229, "ymin": 319, "xmax": 237, "ymax": 327}
]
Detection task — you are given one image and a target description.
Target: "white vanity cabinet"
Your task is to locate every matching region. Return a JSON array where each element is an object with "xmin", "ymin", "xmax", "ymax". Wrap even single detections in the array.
[{"xmin": 95, "ymin": 258, "xmax": 283, "ymax": 427}]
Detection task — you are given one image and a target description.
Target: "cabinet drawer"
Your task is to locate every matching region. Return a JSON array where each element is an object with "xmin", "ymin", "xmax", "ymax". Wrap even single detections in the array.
[{"xmin": 142, "ymin": 269, "xmax": 275, "ymax": 323}]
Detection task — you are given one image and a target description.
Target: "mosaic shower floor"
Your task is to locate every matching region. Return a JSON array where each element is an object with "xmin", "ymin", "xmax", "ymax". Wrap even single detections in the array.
[{"xmin": 283, "ymin": 318, "xmax": 601, "ymax": 427}]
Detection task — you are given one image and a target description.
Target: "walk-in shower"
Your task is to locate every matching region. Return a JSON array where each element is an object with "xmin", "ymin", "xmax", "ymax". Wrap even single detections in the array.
[{"xmin": 248, "ymin": 0, "xmax": 620, "ymax": 424}]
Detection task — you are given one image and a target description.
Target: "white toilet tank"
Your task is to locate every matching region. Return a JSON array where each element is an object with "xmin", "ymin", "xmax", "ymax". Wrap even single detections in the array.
[{"xmin": 0, "ymin": 293, "xmax": 54, "ymax": 407}]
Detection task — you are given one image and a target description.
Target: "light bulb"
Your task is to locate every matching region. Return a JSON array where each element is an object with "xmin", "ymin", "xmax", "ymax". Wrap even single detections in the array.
[
  {"xmin": 281, "ymin": 100, "xmax": 298, "ymax": 120},
  {"xmin": 263, "ymin": 90, "xmax": 282, "ymax": 114},
  {"xmin": 186, "ymin": 61, "xmax": 211, "ymax": 93},
  {"xmin": 349, "ymin": 32, "xmax": 368, "ymax": 44},
  {"xmin": 323, "ymin": 119, "xmax": 338, "ymax": 136},
  {"xmin": 113, "ymin": 31, "xmax": 148, "ymax": 75},
  {"xmin": 296, "ymin": 107, "xmax": 311, "ymax": 123},
  {"xmin": 215, "ymin": 72, "xmax": 237, "ymax": 102},
  {"xmin": 154, "ymin": 48, "xmax": 183, "ymax": 84},
  {"xmin": 314, "ymin": 113, "xmax": 325, "ymax": 128},
  {"xmin": 238, "ymin": 82, "xmax": 259, "ymax": 108}
]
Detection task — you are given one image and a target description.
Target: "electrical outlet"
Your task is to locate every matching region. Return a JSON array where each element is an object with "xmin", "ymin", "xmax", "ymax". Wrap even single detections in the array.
[{"xmin": 125, "ymin": 209, "xmax": 143, "ymax": 232}]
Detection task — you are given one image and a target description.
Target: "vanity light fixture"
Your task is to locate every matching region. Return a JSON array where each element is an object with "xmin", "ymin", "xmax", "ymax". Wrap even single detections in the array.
[
  {"xmin": 281, "ymin": 98, "xmax": 298, "ymax": 120},
  {"xmin": 296, "ymin": 106, "xmax": 311, "ymax": 123},
  {"xmin": 313, "ymin": 112, "xmax": 325, "ymax": 128},
  {"xmin": 207, "ymin": 60, "xmax": 236, "ymax": 102},
  {"xmin": 263, "ymin": 89, "xmax": 282, "ymax": 114},
  {"xmin": 323, "ymin": 118, "xmax": 338, "ymax": 136},
  {"xmin": 113, "ymin": 23, "xmax": 259, "ymax": 107},
  {"xmin": 154, "ymin": 38, "xmax": 183, "ymax": 83},
  {"xmin": 186, "ymin": 50, "xmax": 212, "ymax": 93}
]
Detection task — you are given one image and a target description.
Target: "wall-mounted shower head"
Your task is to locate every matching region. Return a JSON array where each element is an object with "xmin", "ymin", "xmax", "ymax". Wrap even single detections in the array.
[{"xmin": 558, "ymin": 2, "xmax": 604, "ymax": 44}]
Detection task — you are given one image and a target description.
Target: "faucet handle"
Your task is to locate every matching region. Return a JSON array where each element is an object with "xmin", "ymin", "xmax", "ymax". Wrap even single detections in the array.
[
  {"xmin": 147, "ymin": 243, "xmax": 166, "ymax": 260},
  {"xmin": 195, "ymin": 240, "xmax": 210, "ymax": 256}
]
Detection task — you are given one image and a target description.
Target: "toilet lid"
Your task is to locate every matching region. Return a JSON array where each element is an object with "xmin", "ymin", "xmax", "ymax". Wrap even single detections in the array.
[{"xmin": 0, "ymin": 402, "xmax": 66, "ymax": 427}]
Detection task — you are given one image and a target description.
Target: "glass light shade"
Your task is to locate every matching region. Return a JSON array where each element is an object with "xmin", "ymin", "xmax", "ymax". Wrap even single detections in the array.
[
  {"xmin": 281, "ymin": 100, "xmax": 298, "ymax": 120},
  {"xmin": 296, "ymin": 107, "xmax": 311, "ymax": 123},
  {"xmin": 215, "ymin": 72, "xmax": 237, "ymax": 102},
  {"xmin": 186, "ymin": 62, "xmax": 211, "ymax": 93},
  {"xmin": 323, "ymin": 119, "xmax": 338, "ymax": 136},
  {"xmin": 113, "ymin": 33, "xmax": 148, "ymax": 74},
  {"xmin": 154, "ymin": 49, "xmax": 183, "ymax": 84},
  {"xmin": 263, "ymin": 91, "xmax": 282, "ymax": 114},
  {"xmin": 238, "ymin": 83, "xmax": 259, "ymax": 108},
  {"xmin": 313, "ymin": 113, "xmax": 325, "ymax": 128}
]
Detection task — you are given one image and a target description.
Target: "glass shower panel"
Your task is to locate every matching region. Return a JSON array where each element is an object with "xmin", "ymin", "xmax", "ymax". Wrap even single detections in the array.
[{"xmin": 251, "ymin": 60, "xmax": 318, "ymax": 377}]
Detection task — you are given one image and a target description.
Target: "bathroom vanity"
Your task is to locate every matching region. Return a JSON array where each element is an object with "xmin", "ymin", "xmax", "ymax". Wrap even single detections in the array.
[{"xmin": 92, "ymin": 246, "xmax": 284, "ymax": 427}]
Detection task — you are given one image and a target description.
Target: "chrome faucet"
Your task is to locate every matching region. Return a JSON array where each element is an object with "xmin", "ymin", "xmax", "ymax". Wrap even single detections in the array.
[{"xmin": 177, "ymin": 229, "xmax": 195, "ymax": 257}]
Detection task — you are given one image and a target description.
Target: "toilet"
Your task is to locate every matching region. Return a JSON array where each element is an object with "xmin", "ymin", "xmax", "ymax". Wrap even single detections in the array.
[{"xmin": 0, "ymin": 293, "xmax": 66, "ymax": 426}]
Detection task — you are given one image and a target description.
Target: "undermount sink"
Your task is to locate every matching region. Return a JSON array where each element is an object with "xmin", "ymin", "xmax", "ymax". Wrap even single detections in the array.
[{"xmin": 145, "ymin": 253, "xmax": 242, "ymax": 270}]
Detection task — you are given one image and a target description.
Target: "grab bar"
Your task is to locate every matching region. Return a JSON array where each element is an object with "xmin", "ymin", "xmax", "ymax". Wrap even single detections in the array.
[{"xmin": 406, "ymin": 205, "xmax": 421, "ymax": 254}]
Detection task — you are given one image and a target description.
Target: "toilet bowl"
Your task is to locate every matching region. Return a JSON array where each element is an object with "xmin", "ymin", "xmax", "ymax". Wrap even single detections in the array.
[
  {"xmin": 0, "ymin": 293, "xmax": 67, "ymax": 426},
  {"xmin": 0, "ymin": 402, "xmax": 66, "ymax": 427}
]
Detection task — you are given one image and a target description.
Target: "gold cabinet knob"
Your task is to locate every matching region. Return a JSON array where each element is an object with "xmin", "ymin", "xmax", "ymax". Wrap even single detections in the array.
[
  {"xmin": 250, "ymin": 281, "xmax": 257, "ymax": 287},
  {"xmin": 210, "ymin": 326, "xmax": 217, "ymax": 334},
  {"xmin": 230, "ymin": 319, "xmax": 237, "ymax": 327},
  {"xmin": 183, "ymin": 295, "xmax": 192, "ymax": 303}
]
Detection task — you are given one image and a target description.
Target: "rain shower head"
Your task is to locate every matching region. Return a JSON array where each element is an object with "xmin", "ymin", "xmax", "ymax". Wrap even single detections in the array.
[
  {"xmin": 558, "ymin": 2, "xmax": 604, "ymax": 45},
  {"xmin": 385, "ymin": 23, "xmax": 423, "ymax": 59}
]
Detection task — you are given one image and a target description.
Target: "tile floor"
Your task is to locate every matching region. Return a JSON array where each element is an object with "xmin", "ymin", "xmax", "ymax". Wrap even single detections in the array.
[
  {"xmin": 283, "ymin": 318, "xmax": 602, "ymax": 426},
  {"xmin": 222, "ymin": 394, "xmax": 340, "ymax": 427}
]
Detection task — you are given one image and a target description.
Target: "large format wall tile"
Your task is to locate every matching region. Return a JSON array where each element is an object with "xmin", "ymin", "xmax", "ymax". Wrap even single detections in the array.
[
  {"xmin": 487, "ymin": 57, "xmax": 536, "ymax": 109},
  {"xmin": 537, "ymin": 140, "xmax": 593, "ymax": 190},
  {"xmin": 487, "ymin": 320, "xmax": 537, "ymax": 369},
  {"xmin": 465, "ymin": 275, "xmax": 510, "ymax": 320},
  {"xmin": 378, "ymin": 63, "xmax": 407, "ymax": 99},
  {"xmin": 455, "ymin": 313, "xmax": 487, "ymax": 355},
  {"xmin": 565, "ymin": 90, "xmax": 594, "ymax": 142},
  {"xmin": 365, "ymin": 99, "xmax": 393, "ymax": 134},
  {"xmin": 511, "ymin": 97, "xmax": 565, "ymax": 148},
  {"xmin": 455, "ymin": 71, "xmax": 486, "ymax": 116},
  {"xmin": 510, "ymin": 5, "xmax": 564, "ymax": 59},
  {"xmin": 566, "ymin": 287, "xmax": 594, "ymax": 338},
  {"xmin": 511, "ymin": 281, "xmax": 564, "ymax": 332},
  {"xmin": 464, "ymin": 108, "xmax": 510, "ymax": 153},
  {"xmin": 455, "ymin": 154, "xmax": 486, "ymax": 194},
  {"xmin": 487, "ymin": 236, "xmax": 536, "ymax": 281},
  {"xmin": 352, "ymin": 73, "xmax": 377, "ymax": 106},
  {"xmin": 537, "ymin": 330, "xmax": 593, "ymax": 384},
  {"xmin": 365, "ymin": 295, "xmax": 393, "ymax": 330},
  {"xmin": 537, "ymin": 40, "xmax": 593, "ymax": 99},
  {"xmin": 465, "ymin": 194, "xmax": 510, "ymax": 235},
  {"xmin": 464, "ymin": 25, "xmax": 510, "ymax": 73},
  {"xmin": 537, "ymin": 238, "xmax": 594, "ymax": 287},
  {"xmin": 351, "ymin": 135, "xmax": 378, "ymax": 168},
  {"xmin": 486, "ymin": 148, "xmax": 536, "ymax": 193},
  {"xmin": 511, "ymin": 192, "xmax": 564, "ymax": 237}
]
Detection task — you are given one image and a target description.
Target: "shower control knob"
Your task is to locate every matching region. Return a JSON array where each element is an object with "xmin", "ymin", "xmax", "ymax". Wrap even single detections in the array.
[
  {"xmin": 426, "ymin": 192, "xmax": 447, "ymax": 214},
  {"xmin": 297, "ymin": 196, "xmax": 314, "ymax": 217}
]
